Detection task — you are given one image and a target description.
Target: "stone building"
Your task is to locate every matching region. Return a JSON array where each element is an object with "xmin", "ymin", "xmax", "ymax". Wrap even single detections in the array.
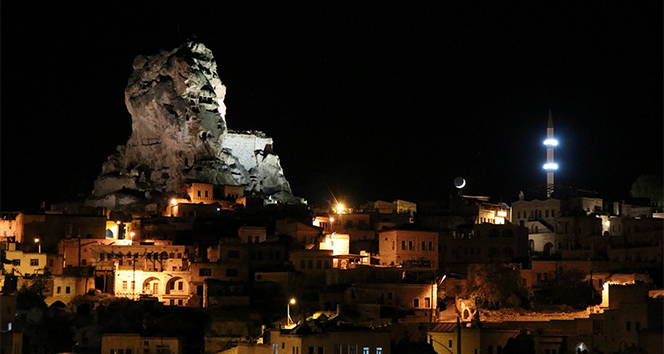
[
  {"xmin": 269, "ymin": 317, "xmax": 391, "ymax": 354},
  {"xmin": 101, "ymin": 334, "xmax": 182, "ymax": 354},
  {"xmin": 378, "ymin": 224, "xmax": 439, "ymax": 269},
  {"xmin": 439, "ymin": 223, "xmax": 529, "ymax": 270}
]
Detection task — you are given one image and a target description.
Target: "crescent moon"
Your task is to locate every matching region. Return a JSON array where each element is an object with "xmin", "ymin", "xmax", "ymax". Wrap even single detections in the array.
[{"xmin": 458, "ymin": 179, "xmax": 466, "ymax": 189}]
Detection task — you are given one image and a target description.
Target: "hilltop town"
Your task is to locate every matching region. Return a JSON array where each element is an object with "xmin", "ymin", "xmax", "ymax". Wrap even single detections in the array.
[{"xmin": 1, "ymin": 42, "xmax": 662, "ymax": 354}]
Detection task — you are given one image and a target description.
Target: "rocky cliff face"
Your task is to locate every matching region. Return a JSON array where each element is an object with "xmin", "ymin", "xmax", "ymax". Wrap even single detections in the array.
[{"xmin": 88, "ymin": 42, "xmax": 296, "ymax": 210}]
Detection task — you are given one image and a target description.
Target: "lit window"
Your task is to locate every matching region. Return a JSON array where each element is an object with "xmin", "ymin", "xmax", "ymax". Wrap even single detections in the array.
[
  {"xmin": 376, "ymin": 348, "xmax": 382, "ymax": 354},
  {"xmin": 123, "ymin": 281, "xmax": 128, "ymax": 290},
  {"xmin": 363, "ymin": 348, "xmax": 369, "ymax": 354}
]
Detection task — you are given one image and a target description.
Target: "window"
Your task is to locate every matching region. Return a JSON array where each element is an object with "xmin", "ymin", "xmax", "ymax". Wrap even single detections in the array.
[
  {"xmin": 424, "ymin": 297, "xmax": 431, "ymax": 308},
  {"xmin": 178, "ymin": 299, "xmax": 183, "ymax": 306},
  {"xmin": 375, "ymin": 348, "xmax": 382, "ymax": 354},
  {"xmin": 205, "ymin": 191, "xmax": 209, "ymax": 197},
  {"xmin": 318, "ymin": 347, "xmax": 323, "ymax": 354},
  {"xmin": 255, "ymin": 236, "xmax": 260, "ymax": 243},
  {"xmin": 392, "ymin": 241, "xmax": 395, "ymax": 250},
  {"xmin": 448, "ymin": 340, "xmax": 453, "ymax": 348},
  {"xmin": 57, "ymin": 286, "xmax": 61, "ymax": 294},
  {"xmin": 626, "ymin": 321, "xmax": 631, "ymax": 331},
  {"xmin": 401, "ymin": 241, "xmax": 406, "ymax": 250},
  {"xmin": 30, "ymin": 259, "xmax": 39, "ymax": 266},
  {"xmin": 123, "ymin": 281, "xmax": 128, "ymax": 290},
  {"xmin": 177, "ymin": 253, "xmax": 182, "ymax": 258},
  {"xmin": 170, "ymin": 299, "xmax": 175, "ymax": 305},
  {"xmin": 197, "ymin": 190, "xmax": 201, "ymax": 197},
  {"xmin": 226, "ymin": 269, "xmax": 239, "ymax": 277},
  {"xmin": 309, "ymin": 348, "xmax": 315, "ymax": 354},
  {"xmin": 199, "ymin": 268, "xmax": 212, "ymax": 276},
  {"xmin": 428, "ymin": 241, "xmax": 433, "ymax": 251},
  {"xmin": 81, "ymin": 259, "xmax": 87, "ymax": 266},
  {"xmin": 636, "ymin": 321, "xmax": 640, "ymax": 331},
  {"xmin": 307, "ymin": 260, "xmax": 313, "ymax": 269},
  {"xmin": 409, "ymin": 241, "xmax": 413, "ymax": 250},
  {"xmin": 317, "ymin": 260, "xmax": 322, "ymax": 269},
  {"xmin": 362, "ymin": 348, "xmax": 369, "ymax": 354},
  {"xmin": 350, "ymin": 345, "xmax": 357, "ymax": 354},
  {"xmin": 300, "ymin": 260, "xmax": 305, "ymax": 269},
  {"xmin": 497, "ymin": 345, "xmax": 502, "ymax": 354},
  {"xmin": 422, "ymin": 241, "xmax": 426, "ymax": 251},
  {"xmin": 13, "ymin": 259, "xmax": 20, "ymax": 266},
  {"xmin": 413, "ymin": 298, "xmax": 419, "ymax": 308},
  {"xmin": 488, "ymin": 346, "xmax": 493, "ymax": 354},
  {"xmin": 66, "ymin": 286, "xmax": 71, "ymax": 294},
  {"xmin": 178, "ymin": 281, "xmax": 183, "ymax": 291}
]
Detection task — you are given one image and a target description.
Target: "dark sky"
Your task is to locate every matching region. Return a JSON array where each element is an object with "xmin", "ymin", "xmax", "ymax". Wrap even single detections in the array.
[{"xmin": 2, "ymin": 2, "xmax": 662, "ymax": 211}]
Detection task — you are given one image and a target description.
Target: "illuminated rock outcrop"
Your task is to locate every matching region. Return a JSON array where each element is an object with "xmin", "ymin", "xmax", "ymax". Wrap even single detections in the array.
[{"xmin": 88, "ymin": 42, "xmax": 296, "ymax": 209}]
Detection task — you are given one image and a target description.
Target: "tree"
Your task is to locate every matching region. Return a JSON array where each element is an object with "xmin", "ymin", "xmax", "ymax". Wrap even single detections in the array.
[
  {"xmin": 16, "ymin": 277, "xmax": 48, "ymax": 310},
  {"xmin": 534, "ymin": 268, "xmax": 601, "ymax": 309},
  {"xmin": 463, "ymin": 264, "xmax": 530, "ymax": 310},
  {"xmin": 630, "ymin": 175, "xmax": 664, "ymax": 206}
]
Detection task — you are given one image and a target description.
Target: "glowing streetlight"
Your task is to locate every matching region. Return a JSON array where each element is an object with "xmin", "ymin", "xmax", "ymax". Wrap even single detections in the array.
[
  {"xmin": 34, "ymin": 238, "xmax": 41, "ymax": 254},
  {"xmin": 543, "ymin": 163, "xmax": 558, "ymax": 170},
  {"xmin": 170, "ymin": 198, "xmax": 178, "ymax": 205},
  {"xmin": 335, "ymin": 204, "xmax": 345, "ymax": 214},
  {"xmin": 543, "ymin": 138, "xmax": 559, "ymax": 146},
  {"xmin": 287, "ymin": 298, "xmax": 296, "ymax": 325}
]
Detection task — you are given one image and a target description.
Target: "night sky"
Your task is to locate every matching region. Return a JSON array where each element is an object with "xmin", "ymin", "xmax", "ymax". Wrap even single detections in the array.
[{"xmin": 2, "ymin": 2, "xmax": 662, "ymax": 211}]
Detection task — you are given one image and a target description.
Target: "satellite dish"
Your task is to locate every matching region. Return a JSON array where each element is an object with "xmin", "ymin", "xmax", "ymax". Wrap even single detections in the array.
[{"xmin": 454, "ymin": 177, "xmax": 466, "ymax": 189}]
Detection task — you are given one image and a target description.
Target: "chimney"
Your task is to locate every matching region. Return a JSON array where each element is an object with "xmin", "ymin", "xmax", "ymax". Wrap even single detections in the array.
[{"xmin": 613, "ymin": 201, "xmax": 620, "ymax": 216}]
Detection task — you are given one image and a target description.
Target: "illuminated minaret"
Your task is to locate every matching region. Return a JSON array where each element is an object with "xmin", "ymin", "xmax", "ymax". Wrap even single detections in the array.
[{"xmin": 543, "ymin": 110, "xmax": 558, "ymax": 198}]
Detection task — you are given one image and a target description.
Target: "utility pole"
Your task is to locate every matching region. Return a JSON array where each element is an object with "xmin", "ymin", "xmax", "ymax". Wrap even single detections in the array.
[{"xmin": 456, "ymin": 314, "xmax": 461, "ymax": 354}]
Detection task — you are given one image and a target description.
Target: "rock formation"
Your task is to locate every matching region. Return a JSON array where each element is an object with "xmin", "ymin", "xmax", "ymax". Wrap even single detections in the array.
[{"xmin": 87, "ymin": 42, "xmax": 297, "ymax": 210}]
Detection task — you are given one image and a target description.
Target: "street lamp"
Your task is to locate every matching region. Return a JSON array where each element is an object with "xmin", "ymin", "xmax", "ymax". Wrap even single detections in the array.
[
  {"xmin": 287, "ymin": 298, "xmax": 296, "ymax": 325},
  {"xmin": 34, "ymin": 238, "xmax": 41, "ymax": 254}
]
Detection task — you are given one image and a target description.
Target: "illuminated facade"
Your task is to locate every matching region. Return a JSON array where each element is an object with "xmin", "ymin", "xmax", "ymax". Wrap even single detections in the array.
[
  {"xmin": 92, "ymin": 243, "xmax": 193, "ymax": 305},
  {"xmin": 378, "ymin": 224, "xmax": 439, "ymax": 268}
]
